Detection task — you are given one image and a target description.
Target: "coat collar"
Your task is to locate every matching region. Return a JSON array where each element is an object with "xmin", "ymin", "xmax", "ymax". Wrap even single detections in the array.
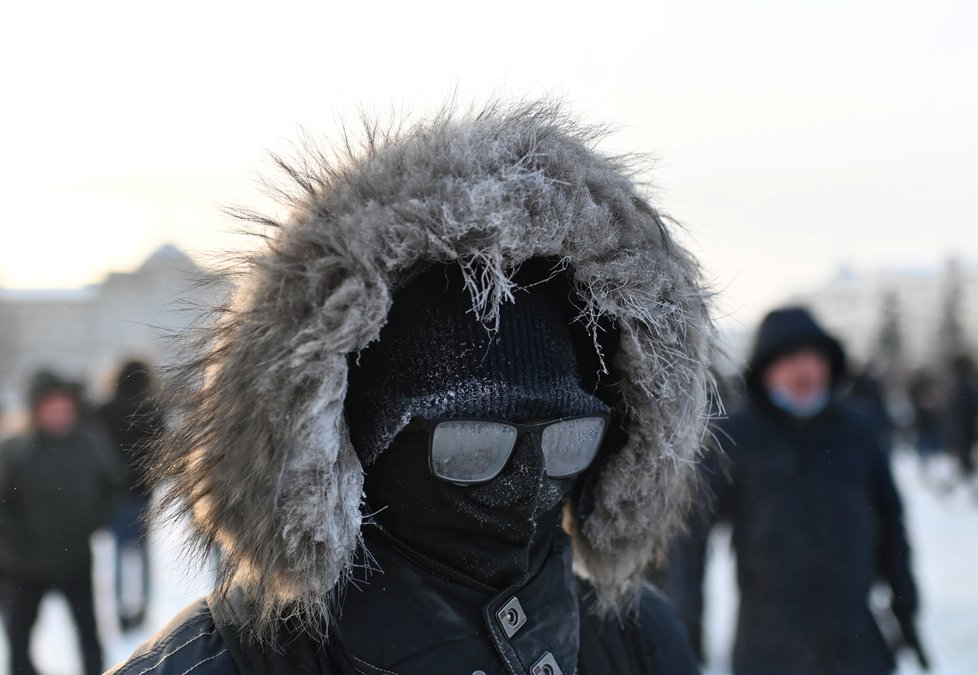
[{"xmin": 333, "ymin": 526, "xmax": 581, "ymax": 675}]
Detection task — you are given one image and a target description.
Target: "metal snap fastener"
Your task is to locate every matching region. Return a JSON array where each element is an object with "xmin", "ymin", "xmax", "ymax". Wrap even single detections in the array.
[
  {"xmin": 530, "ymin": 652, "xmax": 562, "ymax": 675},
  {"xmin": 495, "ymin": 596, "xmax": 527, "ymax": 638},
  {"xmin": 472, "ymin": 671, "xmax": 488, "ymax": 675}
]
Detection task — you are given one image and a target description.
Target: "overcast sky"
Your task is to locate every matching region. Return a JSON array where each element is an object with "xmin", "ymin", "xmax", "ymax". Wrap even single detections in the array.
[{"xmin": 2, "ymin": 0, "xmax": 975, "ymax": 328}]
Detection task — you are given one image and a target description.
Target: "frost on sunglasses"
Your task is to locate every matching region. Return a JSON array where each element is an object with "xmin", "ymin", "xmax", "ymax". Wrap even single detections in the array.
[{"xmin": 410, "ymin": 416, "xmax": 608, "ymax": 485}]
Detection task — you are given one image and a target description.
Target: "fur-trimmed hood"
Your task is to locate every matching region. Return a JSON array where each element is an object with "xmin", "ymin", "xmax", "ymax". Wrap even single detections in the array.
[{"xmin": 156, "ymin": 102, "xmax": 714, "ymax": 636}]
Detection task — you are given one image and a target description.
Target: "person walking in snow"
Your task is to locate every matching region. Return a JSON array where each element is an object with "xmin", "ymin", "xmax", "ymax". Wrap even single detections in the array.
[
  {"xmin": 97, "ymin": 360, "xmax": 165, "ymax": 631},
  {"xmin": 109, "ymin": 103, "xmax": 713, "ymax": 674},
  {"xmin": 0, "ymin": 371, "xmax": 118, "ymax": 675},
  {"xmin": 909, "ymin": 367, "xmax": 947, "ymax": 464},
  {"xmin": 666, "ymin": 307, "xmax": 922, "ymax": 675},
  {"xmin": 946, "ymin": 353, "xmax": 978, "ymax": 485}
]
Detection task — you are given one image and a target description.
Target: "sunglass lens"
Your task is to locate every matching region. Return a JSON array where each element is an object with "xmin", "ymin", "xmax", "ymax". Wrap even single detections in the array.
[
  {"xmin": 430, "ymin": 420, "xmax": 518, "ymax": 484},
  {"xmin": 541, "ymin": 417, "xmax": 607, "ymax": 478}
]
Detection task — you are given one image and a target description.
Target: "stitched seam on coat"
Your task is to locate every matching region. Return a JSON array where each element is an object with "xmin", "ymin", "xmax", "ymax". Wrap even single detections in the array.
[
  {"xmin": 113, "ymin": 612, "xmax": 213, "ymax": 672},
  {"xmin": 129, "ymin": 628, "xmax": 217, "ymax": 675},
  {"xmin": 180, "ymin": 648, "xmax": 229, "ymax": 675},
  {"xmin": 348, "ymin": 652, "xmax": 401, "ymax": 675}
]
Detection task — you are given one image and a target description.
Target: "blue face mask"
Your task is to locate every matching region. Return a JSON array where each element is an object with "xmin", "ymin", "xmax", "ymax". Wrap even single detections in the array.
[{"xmin": 768, "ymin": 386, "xmax": 830, "ymax": 419}]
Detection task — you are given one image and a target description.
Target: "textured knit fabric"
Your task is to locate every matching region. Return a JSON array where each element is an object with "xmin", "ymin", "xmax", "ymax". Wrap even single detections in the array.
[{"xmin": 346, "ymin": 260, "xmax": 609, "ymax": 465}]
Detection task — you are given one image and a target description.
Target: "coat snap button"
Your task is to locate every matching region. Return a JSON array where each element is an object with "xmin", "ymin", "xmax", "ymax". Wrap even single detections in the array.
[
  {"xmin": 530, "ymin": 652, "xmax": 562, "ymax": 675},
  {"xmin": 495, "ymin": 596, "xmax": 527, "ymax": 638}
]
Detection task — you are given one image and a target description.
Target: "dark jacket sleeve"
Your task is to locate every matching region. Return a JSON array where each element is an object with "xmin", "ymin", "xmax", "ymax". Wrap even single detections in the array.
[
  {"xmin": 106, "ymin": 599, "xmax": 239, "ymax": 674},
  {"xmin": 872, "ymin": 444, "xmax": 918, "ymax": 612},
  {"xmin": 639, "ymin": 587, "xmax": 701, "ymax": 674},
  {"xmin": 0, "ymin": 437, "xmax": 24, "ymax": 501},
  {"xmin": 0, "ymin": 438, "xmax": 25, "ymax": 567},
  {"xmin": 84, "ymin": 426, "xmax": 125, "ymax": 527},
  {"xmin": 663, "ymin": 434, "xmax": 733, "ymax": 660},
  {"xmin": 0, "ymin": 441, "xmax": 13, "ymax": 560}
]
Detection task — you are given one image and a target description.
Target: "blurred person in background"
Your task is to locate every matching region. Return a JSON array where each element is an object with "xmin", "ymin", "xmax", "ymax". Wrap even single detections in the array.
[
  {"xmin": 850, "ymin": 360, "xmax": 896, "ymax": 453},
  {"xmin": 909, "ymin": 368, "xmax": 947, "ymax": 467},
  {"xmin": 666, "ymin": 307, "xmax": 923, "ymax": 675},
  {"xmin": 0, "ymin": 370, "xmax": 119, "ymax": 675},
  {"xmin": 945, "ymin": 353, "xmax": 978, "ymax": 487},
  {"xmin": 97, "ymin": 360, "xmax": 164, "ymax": 632}
]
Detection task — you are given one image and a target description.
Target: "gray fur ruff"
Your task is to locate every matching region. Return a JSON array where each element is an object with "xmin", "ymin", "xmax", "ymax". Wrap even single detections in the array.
[{"xmin": 156, "ymin": 102, "xmax": 714, "ymax": 638}]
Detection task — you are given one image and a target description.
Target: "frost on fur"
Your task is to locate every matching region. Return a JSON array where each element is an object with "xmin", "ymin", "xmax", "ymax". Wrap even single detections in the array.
[{"xmin": 149, "ymin": 100, "xmax": 715, "ymax": 639}]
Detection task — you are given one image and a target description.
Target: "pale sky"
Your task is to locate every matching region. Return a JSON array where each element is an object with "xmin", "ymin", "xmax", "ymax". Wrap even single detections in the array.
[{"xmin": 2, "ymin": 0, "xmax": 975, "ymax": 328}]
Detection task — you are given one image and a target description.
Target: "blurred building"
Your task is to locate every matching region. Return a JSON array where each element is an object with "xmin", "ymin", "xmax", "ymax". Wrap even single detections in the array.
[
  {"xmin": 795, "ymin": 261, "xmax": 978, "ymax": 372},
  {"xmin": 712, "ymin": 260, "xmax": 978, "ymax": 384},
  {"xmin": 0, "ymin": 245, "xmax": 223, "ymax": 414}
]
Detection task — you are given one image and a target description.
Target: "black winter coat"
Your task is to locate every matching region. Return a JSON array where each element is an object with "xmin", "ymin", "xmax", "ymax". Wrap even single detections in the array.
[
  {"xmin": 0, "ymin": 429, "xmax": 118, "ymax": 580},
  {"xmin": 666, "ymin": 396, "xmax": 917, "ymax": 675},
  {"xmin": 96, "ymin": 395, "xmax": 164, "ymax": 498},
  {"xmin": 109, "ymin": 530, "xmax": 699, "ymax": 674}
]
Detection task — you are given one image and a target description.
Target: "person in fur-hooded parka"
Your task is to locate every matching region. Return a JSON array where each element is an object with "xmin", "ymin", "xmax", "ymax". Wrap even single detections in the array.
[{"xmin": 109, "ymin": 102, "xmax": 713, "ymax": 675}]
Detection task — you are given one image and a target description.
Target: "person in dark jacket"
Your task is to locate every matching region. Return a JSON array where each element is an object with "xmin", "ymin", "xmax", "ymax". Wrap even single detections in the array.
[
  {"xmin": 946, "ymin": 353, "xmax": 978, "ymax": 483},
  {"xmin": 108, "ymin": 103, "xmax": 713, "ymax": 674},
  {"xmin": 909, "ymin": 367, "xmax": 947, "ymax": 463},
  {"xmin": 0, "ymin": 370, "xmax": 119, "ymax": 675},
  {"xmin": 666, "ymin": 307, "xmax": 921, "ymax": 675},
  {"xmin": 97, "ymin": 360, "xmax": 165, "ymax": 631},
  {"xmin": 850, "ymin": 362, "xmax": 895, "ymax": 453}
]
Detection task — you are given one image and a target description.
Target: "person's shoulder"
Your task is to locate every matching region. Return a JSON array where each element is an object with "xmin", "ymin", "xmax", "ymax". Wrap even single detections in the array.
[
  {"xmin": 578, "ymin": 581, "xmax": 699, "ymax": 674},
  {"xmin": 0, "ymin": 434, "xmax": 31, "ymax": 466},
  {"xmin": 106, "ymin": 599, "xmax": 239, "ymax": 675},
  {"xmin": 830, "ymin": 397, "xmax": 886, "ymax": 444},
  {"xmin": 94, "ymin": 398, "xmax": 112, "ymax": 417},
  {"xmin": 834, "ymin": 394, "xmax": 876, "ymax": 423},
  {"xmin": 710, "ymin": 399, "xmax": 767, "ymax": 455},
  {"xmin": 713, "ymin": 397, "xmax": 764, "ymax": 429},
  {"xmin": 637, "ymin": 586, "xmax": 700, "ymax": 674},
  {"xmin": 0, "ymin": 431, "xmax": 28, "ymax": 449}
]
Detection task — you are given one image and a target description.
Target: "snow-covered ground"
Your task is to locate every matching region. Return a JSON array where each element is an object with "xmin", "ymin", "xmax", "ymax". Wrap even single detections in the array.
[{"xmin": 1, "ymin": 450, "xmax": 975, "ymax": 674}]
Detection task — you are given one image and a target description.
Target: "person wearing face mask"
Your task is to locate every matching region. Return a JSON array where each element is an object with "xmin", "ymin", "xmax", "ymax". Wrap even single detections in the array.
[
  {"xmin": 665, "ymin": 307, "xmax": 924, "ymax": 675},
  {"xmin": 108, "ymin": 102, "xmax": 712, "ymax": 674}
]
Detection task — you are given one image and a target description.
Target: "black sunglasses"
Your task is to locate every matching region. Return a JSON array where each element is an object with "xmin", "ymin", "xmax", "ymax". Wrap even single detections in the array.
[{"xmin": 405, "ymin": 415, "xmax": 609, "ymax": 485}]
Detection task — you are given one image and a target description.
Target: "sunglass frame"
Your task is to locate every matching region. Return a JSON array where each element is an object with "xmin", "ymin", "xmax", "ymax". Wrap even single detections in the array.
[{"xmin": 406, "ymin": 414, "xmax": 610, "ymax": 485}]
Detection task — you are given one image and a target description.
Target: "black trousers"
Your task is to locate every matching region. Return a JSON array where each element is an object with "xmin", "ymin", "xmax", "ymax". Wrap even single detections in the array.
[{"xmin": 4, "ymin": 568, "xmax": 103, "ymax": 675}]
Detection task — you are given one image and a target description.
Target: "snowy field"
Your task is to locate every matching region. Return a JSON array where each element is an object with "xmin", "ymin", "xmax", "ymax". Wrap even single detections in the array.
[{"xmin": 1, "ymin": 450, "xmax": 975, "ymax": 674}]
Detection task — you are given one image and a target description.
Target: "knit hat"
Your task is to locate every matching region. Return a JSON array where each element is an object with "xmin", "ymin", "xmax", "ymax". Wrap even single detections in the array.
[{"xmin": 346, "ymin": 260, "xmax": 611, "ymax": 465}]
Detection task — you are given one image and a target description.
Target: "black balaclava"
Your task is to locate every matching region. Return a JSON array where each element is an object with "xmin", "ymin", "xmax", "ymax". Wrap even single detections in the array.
[{"xmin": 347, "ymin": 261, "xmax": 610, "ymax": 589}]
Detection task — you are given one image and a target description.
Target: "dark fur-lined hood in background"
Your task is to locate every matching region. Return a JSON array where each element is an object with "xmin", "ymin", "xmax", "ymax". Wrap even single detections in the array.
[{"xmin": 154, "ymin": 101, "xmax": 715, "ymax": 637}]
